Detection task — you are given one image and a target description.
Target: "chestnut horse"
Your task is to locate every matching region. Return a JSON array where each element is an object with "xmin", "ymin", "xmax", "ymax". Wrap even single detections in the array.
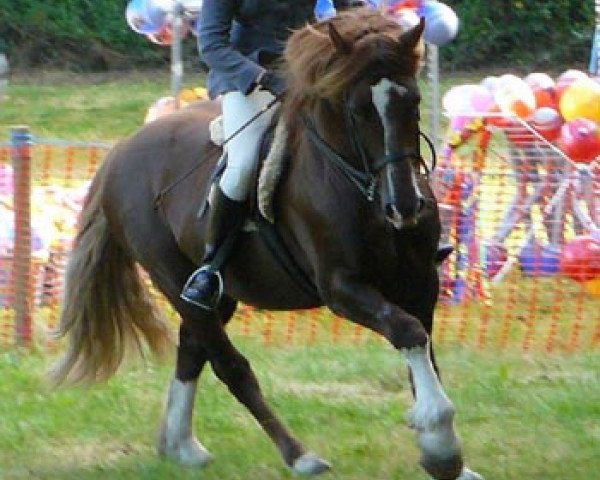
[{"xmin": 52, "ymin": 10, "xmax": 482, "ymax": 480}]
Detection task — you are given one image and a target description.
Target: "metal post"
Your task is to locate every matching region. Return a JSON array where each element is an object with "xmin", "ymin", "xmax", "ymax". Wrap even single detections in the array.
[
  {"xmin": 0, "ymin": 53, "xmax": 8, "ymax": 101},
  {"xmin": 590, "ymin": 0, "xmax": 600, "ymax": 75},
  {"xmin": 10, "ymin": 126, "xmax": 33, "ymax": 347},
  {"xmin": 427, "ymin": 43, "xmax": 441, "ymax": 148},
  {"xmin": 171, "ymin": 1, "xmax": 184, "ymax": 108}
]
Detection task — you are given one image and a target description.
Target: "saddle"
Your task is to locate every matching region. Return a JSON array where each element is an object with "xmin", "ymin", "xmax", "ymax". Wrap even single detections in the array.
[{"xmin": 203, "ymin": 113, "xmax": 317, "ymax": 298}]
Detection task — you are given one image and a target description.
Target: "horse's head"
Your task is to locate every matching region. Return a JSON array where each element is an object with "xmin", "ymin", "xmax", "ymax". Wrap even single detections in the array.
[{"xmin": 284, "ymin": 9, "xmax": 429, "ymax": 230}]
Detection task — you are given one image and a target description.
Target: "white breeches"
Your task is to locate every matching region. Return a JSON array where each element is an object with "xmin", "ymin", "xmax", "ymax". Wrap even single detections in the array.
[{"xmin": 219, "ymin": 89, "xmax": 277, "ymax": 201}]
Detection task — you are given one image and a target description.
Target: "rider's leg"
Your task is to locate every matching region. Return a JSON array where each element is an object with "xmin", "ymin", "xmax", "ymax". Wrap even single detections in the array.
[{"xmin": 181, "ymin": 89, "xmax": 277, "ymax": 308}]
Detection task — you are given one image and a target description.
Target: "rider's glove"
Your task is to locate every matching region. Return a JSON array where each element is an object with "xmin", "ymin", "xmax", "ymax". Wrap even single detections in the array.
[{"xmin": 259, "ymin": 70, "xmax": 287, "ymax": 98}]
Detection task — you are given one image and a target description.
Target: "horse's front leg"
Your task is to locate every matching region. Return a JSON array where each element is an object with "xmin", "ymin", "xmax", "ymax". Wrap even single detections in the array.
[{"xmin": 321, "ymin": 274, "xmax": 465, "ymax": 480}]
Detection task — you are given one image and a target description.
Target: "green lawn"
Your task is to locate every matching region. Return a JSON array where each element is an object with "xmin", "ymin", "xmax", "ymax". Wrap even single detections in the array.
[{"xmin": 1, "ymin": 338, "xmax": 600, "ymax": 480}]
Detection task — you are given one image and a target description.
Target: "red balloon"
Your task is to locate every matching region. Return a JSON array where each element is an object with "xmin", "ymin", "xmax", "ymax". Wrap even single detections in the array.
[
  {"xmin": 532, "ymin": 86, "xmax": 558, "ymax": 109},
  {"xmin": 557, "ymin": 118, "xmax": 600, "ymax": 164},
  {"xmin": 560, "ymin": 236, "xmax": 600, "ymax": 282}
]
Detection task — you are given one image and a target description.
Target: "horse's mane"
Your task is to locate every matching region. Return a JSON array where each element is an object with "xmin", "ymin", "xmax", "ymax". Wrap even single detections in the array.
[{"xmin": 282, "ymin": 8, "xmax": 424, "ymax": 122}]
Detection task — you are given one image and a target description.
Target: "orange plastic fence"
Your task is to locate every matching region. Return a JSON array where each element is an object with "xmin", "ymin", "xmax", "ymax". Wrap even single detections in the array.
[{"xmin": 1, "ymin": 127, "xmax": 599, "ymax": 352}]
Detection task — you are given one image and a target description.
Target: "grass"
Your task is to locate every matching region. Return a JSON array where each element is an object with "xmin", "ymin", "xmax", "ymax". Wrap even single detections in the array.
[
  {"xmin": 0, "ymin": 68, "xmax": 477, "ymax": 143},
  {"xmin": 1, "ymin": 338, "xmax": 599, "ymax": 480},
  {"xmin": 1, "ymin": 69, "xmax": 599, "ymax": 478}
]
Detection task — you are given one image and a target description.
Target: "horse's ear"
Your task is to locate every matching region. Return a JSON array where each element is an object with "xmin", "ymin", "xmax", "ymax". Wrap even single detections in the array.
[
  {"xmin": 328, "ymin": 23, "xmax": 352, "ymax": 55},
  {"xmin": 398, "ymin": 17, "xmax": 425, "ymax": 50}
]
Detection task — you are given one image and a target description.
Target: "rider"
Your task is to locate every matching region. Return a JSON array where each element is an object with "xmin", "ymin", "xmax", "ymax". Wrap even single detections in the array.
[{"xmin": 181, "ymin": 0, "xmax": 364, "ymax": 308}]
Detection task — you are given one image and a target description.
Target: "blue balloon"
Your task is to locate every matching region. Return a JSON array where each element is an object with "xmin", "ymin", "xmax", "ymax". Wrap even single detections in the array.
[
  {"xmin": 126, "ymin": 0, "xmax": 166, "ymax": 35},
  {"xmin": 315, "ymin": 0, "xmax": 336, "ymax": 21}
]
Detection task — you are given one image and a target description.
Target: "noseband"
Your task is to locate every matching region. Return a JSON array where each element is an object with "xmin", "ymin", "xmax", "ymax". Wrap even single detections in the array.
[{"xmin": 303, "ymin": 102, "xmax": 436, "ymax": 202}]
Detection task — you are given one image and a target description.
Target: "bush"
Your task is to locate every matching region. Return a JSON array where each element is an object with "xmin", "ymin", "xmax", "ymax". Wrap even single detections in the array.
[
  {"xmin": 0, "ymin": 0, "xmax": 595, "ymax": 71},
  {"xmin": 442, "ymin": 0, "xmax": 595, "ymax": 71}
]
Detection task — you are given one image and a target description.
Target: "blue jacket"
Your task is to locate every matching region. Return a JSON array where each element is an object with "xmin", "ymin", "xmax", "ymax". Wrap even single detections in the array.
[{"xmin": 198, "ymin": 0, "xmax": 360, "ymax": 99}]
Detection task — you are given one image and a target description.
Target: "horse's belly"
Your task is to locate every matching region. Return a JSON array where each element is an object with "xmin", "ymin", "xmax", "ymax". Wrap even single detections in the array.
[{"xmin": 224, "ymin": 233, "xmax": 322, "ymax": 310}]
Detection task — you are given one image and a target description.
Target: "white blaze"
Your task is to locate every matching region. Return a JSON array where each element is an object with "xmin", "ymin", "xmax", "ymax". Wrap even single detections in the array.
[{"xmin": 370, "ymin": 78, "xmax": 423, "ymax": 221}]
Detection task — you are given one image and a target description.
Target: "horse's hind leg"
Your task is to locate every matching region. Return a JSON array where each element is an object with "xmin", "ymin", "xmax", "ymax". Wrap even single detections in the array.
[
  {"xmin": 205, "ymin": 323, "xmax": 330, "ymax": 474},
  {"xmin": 156, "ymin": 296, "xmax": 237, "ymax": 467},
  {"xmin": 141, "ymin": 231, "xmax": 328, "ymax": 473}
]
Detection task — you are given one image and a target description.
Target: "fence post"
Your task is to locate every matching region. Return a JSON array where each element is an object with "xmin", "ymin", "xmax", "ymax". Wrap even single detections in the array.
[{"xmin": 11, "ymin": 126, "xmax": 33, "ymax": 347}]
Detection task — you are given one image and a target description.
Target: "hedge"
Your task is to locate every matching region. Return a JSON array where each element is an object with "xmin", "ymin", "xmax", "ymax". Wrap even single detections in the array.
[{"xmin": 0, "ymin": 0, "xmax": 595, "ymax": 71}]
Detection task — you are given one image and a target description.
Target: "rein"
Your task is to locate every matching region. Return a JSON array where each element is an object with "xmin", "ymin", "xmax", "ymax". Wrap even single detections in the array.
[
  {"xmin": 302, "ymin": 108, "xmax": 436, "ymax": 203},
  {"xmin": 154, "ymin": 96, "xmax": 280, "ymax": 209}
]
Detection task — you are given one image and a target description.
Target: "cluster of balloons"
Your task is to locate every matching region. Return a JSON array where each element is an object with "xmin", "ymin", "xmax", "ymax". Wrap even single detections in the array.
[
  {"xmin": 144, "ymin": 86, "xmax": 208, "ymax": 123},
  {"xmin": 444, "ymin": 69, "xmax": 600, "ymax": 164},
  {"xmin": 126, "ymin": 0, "xmax": 202, "ymax": 46},
  {"xmin": 361, "ymin": 0, "xmax": 458, "ymax": 46},
  {"xmin": 128, "ymin": 0, "xmax": 459, "ymax": 48}
]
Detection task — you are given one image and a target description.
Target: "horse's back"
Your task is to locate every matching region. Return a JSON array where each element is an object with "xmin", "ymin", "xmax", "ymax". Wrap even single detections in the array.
[{"xmin": 101, "ymin": 101, "xmax": 222, "ymax": 258}]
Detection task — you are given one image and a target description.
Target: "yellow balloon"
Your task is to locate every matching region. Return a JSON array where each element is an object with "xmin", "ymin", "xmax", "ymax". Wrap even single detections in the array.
[
  {"xmin": 584, "ymin": 277, "xmax": 600, "ymax": 298},
  {"xmin": 559, "ymin": 78, "xmax": 600, "ymax": 123}
]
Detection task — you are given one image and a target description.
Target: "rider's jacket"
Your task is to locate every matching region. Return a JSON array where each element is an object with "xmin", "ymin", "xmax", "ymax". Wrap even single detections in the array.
[{"xmin": 198, "ymin": 0, "xmax": 363, "ymax": 99}]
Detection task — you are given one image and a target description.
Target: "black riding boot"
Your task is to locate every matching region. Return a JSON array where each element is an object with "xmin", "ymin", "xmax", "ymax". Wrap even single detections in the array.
[{"xmin": 181, "ymin": 187, "xmax": 246, "ymax": 309}]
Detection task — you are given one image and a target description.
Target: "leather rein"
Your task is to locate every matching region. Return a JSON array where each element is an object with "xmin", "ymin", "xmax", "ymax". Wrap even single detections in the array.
[{"xmin": 303, "ymin": 100, "xmax": 436, "ymax": 203}]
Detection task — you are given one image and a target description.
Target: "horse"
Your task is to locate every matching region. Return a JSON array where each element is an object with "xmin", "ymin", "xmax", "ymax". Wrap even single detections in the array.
[{"xmin": 52, "ymin": 9, "xmax": 482, "ymax": 480}]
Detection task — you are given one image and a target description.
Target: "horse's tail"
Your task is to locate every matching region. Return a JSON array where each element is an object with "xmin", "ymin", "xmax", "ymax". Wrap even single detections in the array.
[{"xmin": 50, "ymin": 154, "xmax": 173, "ymax": 385}]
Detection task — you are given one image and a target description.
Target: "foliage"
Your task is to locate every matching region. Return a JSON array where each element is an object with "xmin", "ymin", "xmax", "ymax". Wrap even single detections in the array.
[
  {"xmin": 443, "ymin": 0, "xmax": 595, "ymax": 70},
  {"xmin": 0, "ymin": 0, "xmax": 596, "ymax": 71}
]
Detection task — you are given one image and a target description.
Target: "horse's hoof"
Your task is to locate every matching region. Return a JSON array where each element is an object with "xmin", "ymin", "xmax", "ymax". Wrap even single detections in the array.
[
  {"xmin": 421, "ymin": 451, "xmax": 463, "ymax": 480},
  {"xmin": 291, "ymin": 452, "xmax": 331, "ymax": 475},
  {"xmin": 158, "ymin": 437, "xmax": 213, "ymax": 467},
  {"xmin": 457, "ymin": 467, "xmax": 485, "ymax": 480},
  {"xmin": 418, "ymin": 426, "xmax": 463, "ymax": 479}
]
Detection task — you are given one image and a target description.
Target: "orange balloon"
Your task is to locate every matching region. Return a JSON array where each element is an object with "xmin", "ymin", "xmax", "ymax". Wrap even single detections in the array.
[
  {"xmin": 532, "ymin": 86, "xmax": 558, "ymax": 109},
  {"xmin": 584, "ymin": 277, "xmax": 600, "ymax": 297}
]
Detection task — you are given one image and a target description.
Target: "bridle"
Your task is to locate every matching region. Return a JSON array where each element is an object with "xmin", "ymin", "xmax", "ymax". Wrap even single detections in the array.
[{"xmin": 303, "ymin": 92, "xmax": 436, "ymax": 203}]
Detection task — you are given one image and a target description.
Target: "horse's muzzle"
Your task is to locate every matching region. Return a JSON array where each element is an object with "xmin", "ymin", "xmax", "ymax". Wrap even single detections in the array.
[{"xmin": 385, "ymin": 199, "xmax": 424, "ymax": 229}]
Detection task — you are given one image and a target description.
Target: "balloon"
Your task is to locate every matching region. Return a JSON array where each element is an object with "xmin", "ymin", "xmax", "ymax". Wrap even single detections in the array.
[
  {"xmin": 555, "ymin": 69, "xmax": 589, "ymax": 102},
  {"xmin": 524, "ymin": 72, "xmax": 557, "ymax": 109},
  {"xmin": 390, "ymin": 8, "xmax": 421, "ymax": 30},
  {"xmin": 584, "ymin": 277, "xmax": 600, "ymax": 297},
  {"xmin": 315, "ymin": 0, "xmax": 337, "ymax": 21},
  {"xmin": 442, "ymin": 84, "xmax": 476, "ymax": 115},
  {"xmin": 144, "ymin": 96, "xmax": 177, "ymax": 123},
  {"xmin": 558, "ymin": 118, "xmax": 600, "ymax": 164},
  {"xmin": 530, "ymin": 107, "xmax": 563, "ymax": 141},
  {"xmin": 524, "ymin": 72, "xmax": 555, "ymax": 91},
  {"xmin": 470, "ymin": 85, "xmax": 496, "ymax": 113},
  {"xmin": 418, "ymin": 1, "xmax": 459, "ymax": 46},
  {"xmin": 480, "ymin": 76, "xmax": 501, "ymax": 94},
  {"xmin": 560, "ymin": 236, "xmax": 600, "ymax": 282},
  {"xmin": 147, "ymin": 24, "xmax": 174, "ymax": 45},
  {"xmin": 559, "ymin": 77, "xmax": 600, "ymax": 123},
  {"xmin": 126, "ymin": 0, "xmax": 168, "ymax": 35},
  {"xmin": 494, "ymin": 74, "xmax": 535, "ymax": 118}
]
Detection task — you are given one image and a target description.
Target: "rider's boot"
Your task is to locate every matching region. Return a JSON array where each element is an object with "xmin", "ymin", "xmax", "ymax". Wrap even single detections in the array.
[{"xmin": 180, "ymin": 186, "xmax": 246, "ymax": 309}]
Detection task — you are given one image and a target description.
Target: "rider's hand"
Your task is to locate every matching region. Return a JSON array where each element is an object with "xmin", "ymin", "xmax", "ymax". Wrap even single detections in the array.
[{"xmin": 259, "ymin": 70, "xmax": 287, "ymax": 98}]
